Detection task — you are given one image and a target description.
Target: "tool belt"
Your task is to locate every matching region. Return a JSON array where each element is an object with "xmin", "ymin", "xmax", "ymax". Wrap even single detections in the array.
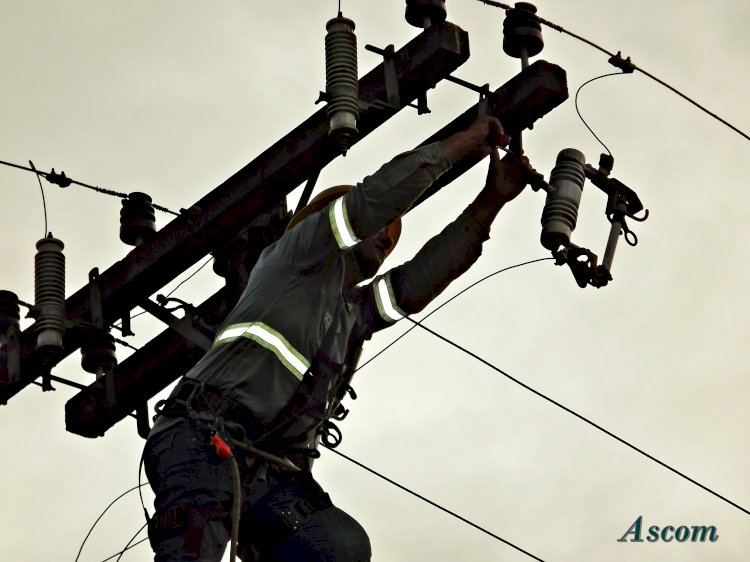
[{"xmin": 155, "ymin": 378, "xmax": 263, "ymax": 440}]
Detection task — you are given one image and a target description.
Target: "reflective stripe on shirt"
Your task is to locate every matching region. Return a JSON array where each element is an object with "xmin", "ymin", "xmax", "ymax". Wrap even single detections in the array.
[
  {"xmin": 374, "ymin": 273, "xmax": 406, "ymax": 323},
  {"xmin": 214, "ymin": 322, "xmax": 311, "ymax": 380},
  {"xmin": 329, "ymin": 196, "xmax": 360, "ymax": 250}
]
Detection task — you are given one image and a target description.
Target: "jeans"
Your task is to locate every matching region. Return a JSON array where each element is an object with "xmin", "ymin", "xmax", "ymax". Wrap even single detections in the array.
[{"xmin": 143, "ymin": 418, "xmax": 371, "ymax": 562}]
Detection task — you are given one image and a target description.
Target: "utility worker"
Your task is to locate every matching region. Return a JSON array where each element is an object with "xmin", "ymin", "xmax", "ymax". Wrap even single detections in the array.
[{"xmin": 143, "ymin": 115, "xmax": 528, "ymax": 561}]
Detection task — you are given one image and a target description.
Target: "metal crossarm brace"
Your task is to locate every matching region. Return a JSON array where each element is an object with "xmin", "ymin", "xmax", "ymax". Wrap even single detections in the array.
[
  {"xmin": 1, "ymin": 21, "xmax": 470, "ymax": 406},
  {"xmin": 64, "ymin": 59, "xmax": 568, "ymax": 438},
  {"xmin": 138, "ymin": 299, "xmax": 213, "ymax": 352},
  {"xmin": 412, "ymin": 59, "xmax": 568, "ymax": 208}
]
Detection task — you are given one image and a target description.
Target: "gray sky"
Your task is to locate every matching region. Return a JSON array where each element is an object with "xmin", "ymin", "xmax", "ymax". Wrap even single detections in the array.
[{"xmin": 1, "ymin": 1, "xmax": 748, "ymax": 561}]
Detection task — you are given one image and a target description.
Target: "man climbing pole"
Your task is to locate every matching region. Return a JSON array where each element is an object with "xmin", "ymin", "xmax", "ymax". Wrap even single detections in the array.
[{"xmin": 143, "ymin": 115, "xmax": 529, "ymax": 561}]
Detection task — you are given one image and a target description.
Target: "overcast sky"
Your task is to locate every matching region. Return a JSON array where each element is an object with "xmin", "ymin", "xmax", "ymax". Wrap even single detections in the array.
[{"xmin": 1, "ymin": 1, "xmax": 748, "ymax": 561}]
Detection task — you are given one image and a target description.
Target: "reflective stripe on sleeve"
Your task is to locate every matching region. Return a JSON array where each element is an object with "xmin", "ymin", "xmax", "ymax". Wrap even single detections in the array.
[
  {"xmin": 374, "ymin": 273, "xmax": 406, "ymax": 323},
  {"xmin": 329, "ymin": 196, "xmax": 360, "ymax": 250},
  {"xmin": 214, "ymin": 322, "xmax": 311, "ymax": 380}
]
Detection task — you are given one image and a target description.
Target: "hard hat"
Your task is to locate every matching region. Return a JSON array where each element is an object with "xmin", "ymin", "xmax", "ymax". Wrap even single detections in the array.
[{"xmin": 286, "ymin": 185, "xmax": 402, "ymax": 258}]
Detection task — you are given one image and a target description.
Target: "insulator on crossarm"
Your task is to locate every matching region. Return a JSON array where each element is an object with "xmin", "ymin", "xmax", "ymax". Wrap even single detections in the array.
[
  {"xmin": 540, "ymin": 149, "xmax": 586, "ymax": 252},
  {"xmin": 405, "ymin": 0, "xmax": 447, "ymax": 29},
  {"xmin": 34, "ymin": 234, "xmax": 66, "ymax": 352},
  {"xmin": 503, "ymin": 2, "xmax": 544, "ymax": 66},
  {"xmin": 120, "ymin": 192, "xmax": 156, "ymax": 246},
  {"xmin": 325, "ymin": 14, "xmax": 359, "ymax": 155},
  {"xmin": 0, "ymin": 290, "xmax": 21, "ymax": 383},
  {"xmin": 81, "ymin": 330, "xmax": 117, "ymax": 376}
]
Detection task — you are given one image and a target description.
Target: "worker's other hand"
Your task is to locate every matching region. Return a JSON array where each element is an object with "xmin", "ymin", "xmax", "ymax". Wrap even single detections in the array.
[
  {"xmin": 464, "ymin": 116, "xmax": 511, "ymax": 151},
  {"xmin": 486, "ymin": 148, "xmax": 529, "ymax": 204},
  {"xmin": 441, "ymin": 116, "xmax": 511, "ymax": 165}
]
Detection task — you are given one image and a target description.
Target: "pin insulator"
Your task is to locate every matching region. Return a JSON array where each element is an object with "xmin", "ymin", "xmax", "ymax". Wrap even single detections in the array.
[
  {"xmin": 34, "ymin": 235, "xmax": 66, "ymax": 351},
  {"xmin": 81, "ymin": 330, "xmax": 117, "ymax": 375},
  {"xmin": 502, "ymin": 2, "xmax": 544, "ymax": 59},
  {"xmin": 0, "ymin": 290, "xmax": 21, "ymax": 383},
  {"xmin": 0, "ymin": 290, "xmax": 20, "ymax": 330},
  {"xmin": 120, "ymin": 192, "xmax": 156, "ymax": 246},
  {"xmin": 405, "ymin": 0, "xmax": 447, "ymax": 29},
  {"xmin": 325, "ymin": 15, "xmax": 359, "ymax": 155}
]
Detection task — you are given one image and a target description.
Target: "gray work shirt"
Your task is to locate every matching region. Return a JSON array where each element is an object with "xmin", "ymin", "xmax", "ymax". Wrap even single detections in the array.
[{"xmin": 151, "ymin": 142, "xmax": 491, "ymax": 438}]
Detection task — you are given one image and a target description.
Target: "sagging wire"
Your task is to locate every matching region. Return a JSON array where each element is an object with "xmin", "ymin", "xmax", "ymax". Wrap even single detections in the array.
[
  {"xmin": 324, "ymin": 445, "xmax": 547, "ymax": 561},
  {"xmin": 0, "ymin": 158, "xmax": 179, "ymax": 216},
  {"xmin": 74, "ymin": 483, "xmax": 147, "ymax": 562},
  {"xmin": 28, "ymin": 160, "xmax": 49, "ymax": 237},
  {"xmin": 575, "ymin": 72, "xmax": 624, "ymax": 158},
  {"xmin": 475, "ymin": 0, "xmax": 750, "ymax": 143},
  {"xmin": 407, "ymin": 317, "xmax": 750, "ymax": 518}
]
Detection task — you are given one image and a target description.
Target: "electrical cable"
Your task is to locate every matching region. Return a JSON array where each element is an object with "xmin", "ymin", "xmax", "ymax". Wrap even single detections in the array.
[
  {"xmin": 575, "ymin": 72, "xmax": 624, "ymax": 157},
  {"xmin": 97, "ymin": 537, "xmax": 149, "ymax": 562},
  {"xmin": 74, "ymin": 484, "xmax": 147, "ymax": 562},
  {"xmin": 406, "ymin": 317, "xmax": 750, "ymax": 518},
  {"xmin": 324, "ymin": 445, "xmax": 547, "ymax": 562},
  {"xmin": 228, "ymin": 454, "xmax": 242, "ymax": 562},
  {"xmin": 28, "ymin": 160, "xmax": 48, "ymax": 237},
  {"xmin": 113, "ymin": 523, "xmax": 148, "ymax": 562},
  {"xmin": 113, "ymin": 254, "xmax": 213, "ymax": 328},
  {"xmin": 475, "ymin": 0, "xmax": 750, "ymax": 143},
  {"xmin": 101, "ymin": 531, "xmax": 148, "ymax": 562},
  {"xmin": 0, "ymin": 158, "xmax": 179, "ymax": 215},
  {"xmin": 356, "ymin": 258, "xmax": 554, "ymax": 373}
]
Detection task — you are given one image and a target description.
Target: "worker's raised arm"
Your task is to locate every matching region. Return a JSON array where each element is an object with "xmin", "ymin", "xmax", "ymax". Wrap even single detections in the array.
[
  {"xmin": 337, "ymin": 117, "xmax": 510, "ymax": 248},
  {"xmin": 364, "ymin": 148, "xmax": 527, "ymax": 326},
  {"xmin": 270, "ymin": 117, "xmax": 509, "ymax": 271}
]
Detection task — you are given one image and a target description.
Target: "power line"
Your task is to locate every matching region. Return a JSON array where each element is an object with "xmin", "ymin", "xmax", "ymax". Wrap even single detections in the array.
[
  {"xmin": 475, "ymin": 0, "xmax": 750, "ymax": 143},
  {"xmin": 356, "ymin": 258, "xmax": 554, "ymax": 374},
  {"xmin": 0, "ymin": 158, "xmax": 180, "ymax": 216},
  {"xmin": 407, "ymin": 317, "xmax": 750, "ymax": 517},
  {"xmin": 324, "ymin": 446, "xmax": 547, "ymax": 561}
]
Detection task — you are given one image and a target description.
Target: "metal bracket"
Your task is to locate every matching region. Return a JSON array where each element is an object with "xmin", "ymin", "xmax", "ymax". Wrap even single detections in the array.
[
  {"xmin": 139, "ymin": 298, "xmax": 212, "ymax": 351},
  {"xmin": 88, "ymin": 268, "xmax": 104, "ymax": 329},
  {"xmin": 365, "ymin": 44, "xmax": 401, "ymax": 109}
]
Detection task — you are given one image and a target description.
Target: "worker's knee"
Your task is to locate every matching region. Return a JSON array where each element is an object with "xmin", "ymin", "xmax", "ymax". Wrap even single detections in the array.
[{"xmin": 269, "ymin": 505, "xmax": 372, "ymax": 562}]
